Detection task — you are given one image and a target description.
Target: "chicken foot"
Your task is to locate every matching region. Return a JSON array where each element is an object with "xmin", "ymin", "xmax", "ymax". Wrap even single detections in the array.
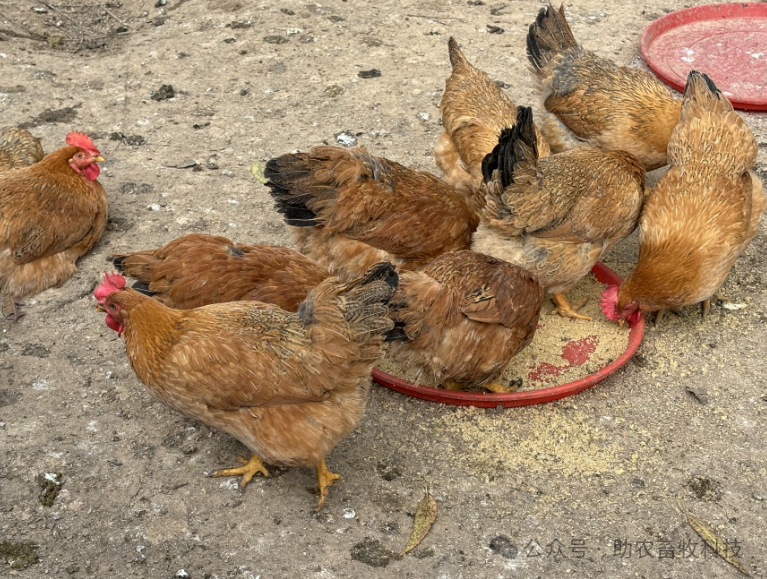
[
  {"xmin": 702, "ymin": 293, "xmax": 727, "ymax": 317},
  {"xmin": 3, "ymin": 296, "xmax": 25, "ymax": 321},
  {"xmin": 212, "ymin": 454, "xmax": 269, "ymax": 488},
  {"xmin": 551, "ymin": 293, "xmax": 591, "ymax": 321},
  {"xmin": 443, "ymin": 379, "xmax": 519, "ymax": 394},
  {"xmin": 315, "ymin": 459, "xmax": 342, "ymax": 512}
]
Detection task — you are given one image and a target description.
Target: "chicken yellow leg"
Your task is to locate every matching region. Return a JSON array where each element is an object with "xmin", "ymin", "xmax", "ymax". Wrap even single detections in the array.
[
  {"xmin": 551, "ymin": 293, "xmax": 591, "ymax": 321},
  {"xmin": 212, "ymin": 454, "xmax": 269, "ymax": 488},
  {"xmin": 702, "ymin": 293, "xmax": 727, "ymax": 317},
  {"xmin": 315, "ymin": 459, "xmax": 342, "ymax": 512}
]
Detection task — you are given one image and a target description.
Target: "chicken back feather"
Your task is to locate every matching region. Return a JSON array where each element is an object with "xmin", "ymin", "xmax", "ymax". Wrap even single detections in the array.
[{"xmin": 109, "ymin": 233, "xmax": 329, "ymax": 312}]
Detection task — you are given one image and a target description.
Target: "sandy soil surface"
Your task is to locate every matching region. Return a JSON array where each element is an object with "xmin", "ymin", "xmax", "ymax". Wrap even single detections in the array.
[{"xmin": 1, "ymin": 0, "xmax": 765, "ymax": 577}]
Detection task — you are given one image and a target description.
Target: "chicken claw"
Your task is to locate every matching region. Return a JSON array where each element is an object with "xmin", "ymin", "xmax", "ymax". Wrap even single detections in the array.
[
  {"xmin": 442, "ymin": 380, "xmax": 466, "ymax": 391},
  {"xmin": 551, "ymin": 294, "xmax": 591, "ymax": 321},
  {"xmin": 484, "ymin": 382, "xmax": 518, "ymax": 394},
  {"xmin": 315, "ymin": 459, "xmax": 342, "ymax": 512},
  {"xmin": 443, "ymin": 379, "xmax": 520, "ymax": 394},
  {"xmin": 212, "ymin": 454, "xmax": 269, "ymax": 488},
  {"xmin": 3, "ymin": 297, "xmax": 25, "ymax": 321}
]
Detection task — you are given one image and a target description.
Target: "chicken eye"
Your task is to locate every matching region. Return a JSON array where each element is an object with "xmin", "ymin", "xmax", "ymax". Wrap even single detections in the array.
[
  {"xmin": 75, "ymin": 153, "xmax": 84, "ymax": 158},
  {"xmin": 107, "ymin": 303, "xmax": 118, "ymax": 313}
]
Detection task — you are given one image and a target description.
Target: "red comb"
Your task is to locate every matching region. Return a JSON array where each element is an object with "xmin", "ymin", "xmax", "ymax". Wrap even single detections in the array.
[
  {"xmin": 94, "ymin": 271, "xmax": 126, "ymax": 304},
  {"xmin": 65, "ymin": 131, "xmax": 100, "ymax": 155},
  {"xmin": 599, "ymin": 285, "xmax": 620, "ymax": 321}
]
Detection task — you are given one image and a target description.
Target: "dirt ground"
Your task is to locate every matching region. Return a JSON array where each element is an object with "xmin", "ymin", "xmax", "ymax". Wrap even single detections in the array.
[{"xmin": 1, "ymin": 0, "xmax": 766, "ymax": 577}]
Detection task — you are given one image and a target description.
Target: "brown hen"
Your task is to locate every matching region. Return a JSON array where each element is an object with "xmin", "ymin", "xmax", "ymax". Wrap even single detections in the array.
[
  {"xmin": 95, "ymin": 262, "xmax": 397, "ymax": 511},
  {"xmin": 473, "ymin": 107, "xmax": 645, "ymax": 320},
  {"xmin": 387, "ymin": 250, "xmax": 543, "ymax": 393},
  {"xmin": 1, "ymin": 130, "xmax": 106, "ymax": 319},
  {"xmin": 436, "ymin": 37, "xmax": 550, "ymax": 197},
  {"xmin": 266, "ymin": 146, "xmax": 478, "ymax": 282},
  {"xmin": 109, "ymin": 233, "xmax": 329, "ymax": 312},
  {"xmin": 601, "ymin": 71, "xmax": 765, "ymax": 326},
  {"xmin": 527, "ymin": 3, "xmax": 681, "ymax": 170}
]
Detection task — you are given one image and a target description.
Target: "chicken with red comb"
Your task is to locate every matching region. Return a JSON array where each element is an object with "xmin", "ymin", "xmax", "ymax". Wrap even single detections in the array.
[
  {"xmin": 601, "ymin": 71, "xmax": 765, "ymax": 326},
  {"xmin": 93, "ymin": 263, "xmax": 398, "ymax": 511},
  {"xmin": 1, "ymin": 129, "xmax": 107, "ymax": 319},
  {"xmin": 94, "ymin": 272, "xmax": 126, "ymax": 335}
]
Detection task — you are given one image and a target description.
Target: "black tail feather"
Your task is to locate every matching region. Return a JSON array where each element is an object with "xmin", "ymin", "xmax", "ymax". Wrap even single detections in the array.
[
  {"xmin": 526, "ymin": 8, "xmax": 549, "ymax": 70},
  {"xmin": 131, "ymin": 281, "xmax": 154, "ymax": 296},
  {"xmin": 526, "ymin": 3, "xmax": 578, "ymax": 71},
  {"xmin": 264, "ymin": 157, "xmax": 322, "ymax": 227},
  {"xmin": 482, "ymin": 106, "xmax": 537, "ymax": 188},
  {"xmin": 109, "ymin": 255, "xmax": 126, "ymax": 271}
]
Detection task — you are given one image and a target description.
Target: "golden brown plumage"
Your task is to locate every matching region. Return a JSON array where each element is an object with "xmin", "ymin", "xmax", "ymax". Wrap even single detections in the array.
[
  {"xmin": 527, "ymin": 3, "xmax": 681, "ymax": 170},
  {"xmin": 436, "ymin": 37, "xmax": 550, "ymax": 197},
  {"xmin": 0, "ymin": 127, "xmax": 44, "ymax": 172},
  {"xmin": 388, "ymin": 250, "xmax": 543, "ymax": 392},
  {"xmin": 109, "ymin": 233, "xmax": 329, "ymax": 312},
  {"xmin": 1, "ymin": 130, "xmax": 107, "ymax": 319},
  {"xmin": 473, "ymin": 107, "xmax": 645, "ymax": 320},
  {"xmin": 95, "ymin": 262, "xmax": 398, "ymax": 511},
  {"xmin": 266, "ymin": 146, "xmax": 479, "ymax": 282},
  {"xmin": 603, "ymin": 71, "xmax": 765, "ymax": 324}
]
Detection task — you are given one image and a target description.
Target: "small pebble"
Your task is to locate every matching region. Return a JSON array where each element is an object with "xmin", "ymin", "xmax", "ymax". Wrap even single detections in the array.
[
  {"xmin": 116, "ymin": 26, "xmax": 129, "ymax": 33},
  {"xmin": 220, "ymin": 170, "xmax": 235, "ymax": 178},
  {"xmin": 489, "ymin": 535, "xmax": 518, "ymax": 559},
  {"xmin": 335, "ymin": 131, "xmax": 357, "ymax": 147},
  {"xmin": 147, "ymin": 203, "xmax": 161, "ymax": 211},
  {"xmin": 151, "ymin": 84, "xmax": 175, "ymax": 101},
  {"xmin": 343, "ymin": 508, "xmax": 356, "ymax": 519},
  {"xmin": 753, "ymin": 493, "xmax": 765, "ymax": 501},
  {"xmin": 487, "ymin": 25, "xmax": 504, "ymax": 34},
  {"xmin": 155, "ymin": 0, "xmax": 167, "ymax": 6},
  {"xmin": 358, "ymin": 68, "xmax": 381, "ymax": 79},
  {"xmin": 32, "ymin": 6, "xmax": 48, "ymax": 13},
  {"xmin": 175, "ymin": 571, "xmax": 190, "ymax": 579},
  {"xmin": 417, "ymin": 112, "xmax": 430, "ymax": 121}
]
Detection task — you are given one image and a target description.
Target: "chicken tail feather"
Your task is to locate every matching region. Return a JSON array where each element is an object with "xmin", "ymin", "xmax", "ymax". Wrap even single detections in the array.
[
  {"xmin": 681, "ymin": 70, "xmax": 731, "ymax": 114},
  {"xmin": 299, "ymin": 262, "xmax": 398, "ymax": 344},
  {"xmin": 670, "ymin": 70, "xmax": 756, "ymax": 175},
  {"xmin": 482, "ymin": 106, "xmax": 538, "ymax": 188},
  {"xmin": 131, "ymin": 280, "xmax": 155, "ymax": 297},
  {"xmin": 447, "ymin": 37, "xmax": 470, "ymax": 72},
  {"xmin": 264, "ymin": 154, "xmax": 324, "ymax": 226},
  {"xmin": 108, "ymin": 251, "xmax": 154, "ymax": 280},
  {"xmin": 526, "ymin": 3, "xmax": 578, "ymax": 71}
]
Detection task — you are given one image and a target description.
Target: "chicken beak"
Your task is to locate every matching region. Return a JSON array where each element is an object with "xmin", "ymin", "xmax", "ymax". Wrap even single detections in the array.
[
  {"xmin": 617, "ymin": 319, "xmax": 625, "ymax": 328},
  {"xmin": 94, "ymin": 155, "xmax": 106, "ymax": 163},
  {"xmin": 96, "ymin": 304, "xmax": 104, "ymax": 312}
]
